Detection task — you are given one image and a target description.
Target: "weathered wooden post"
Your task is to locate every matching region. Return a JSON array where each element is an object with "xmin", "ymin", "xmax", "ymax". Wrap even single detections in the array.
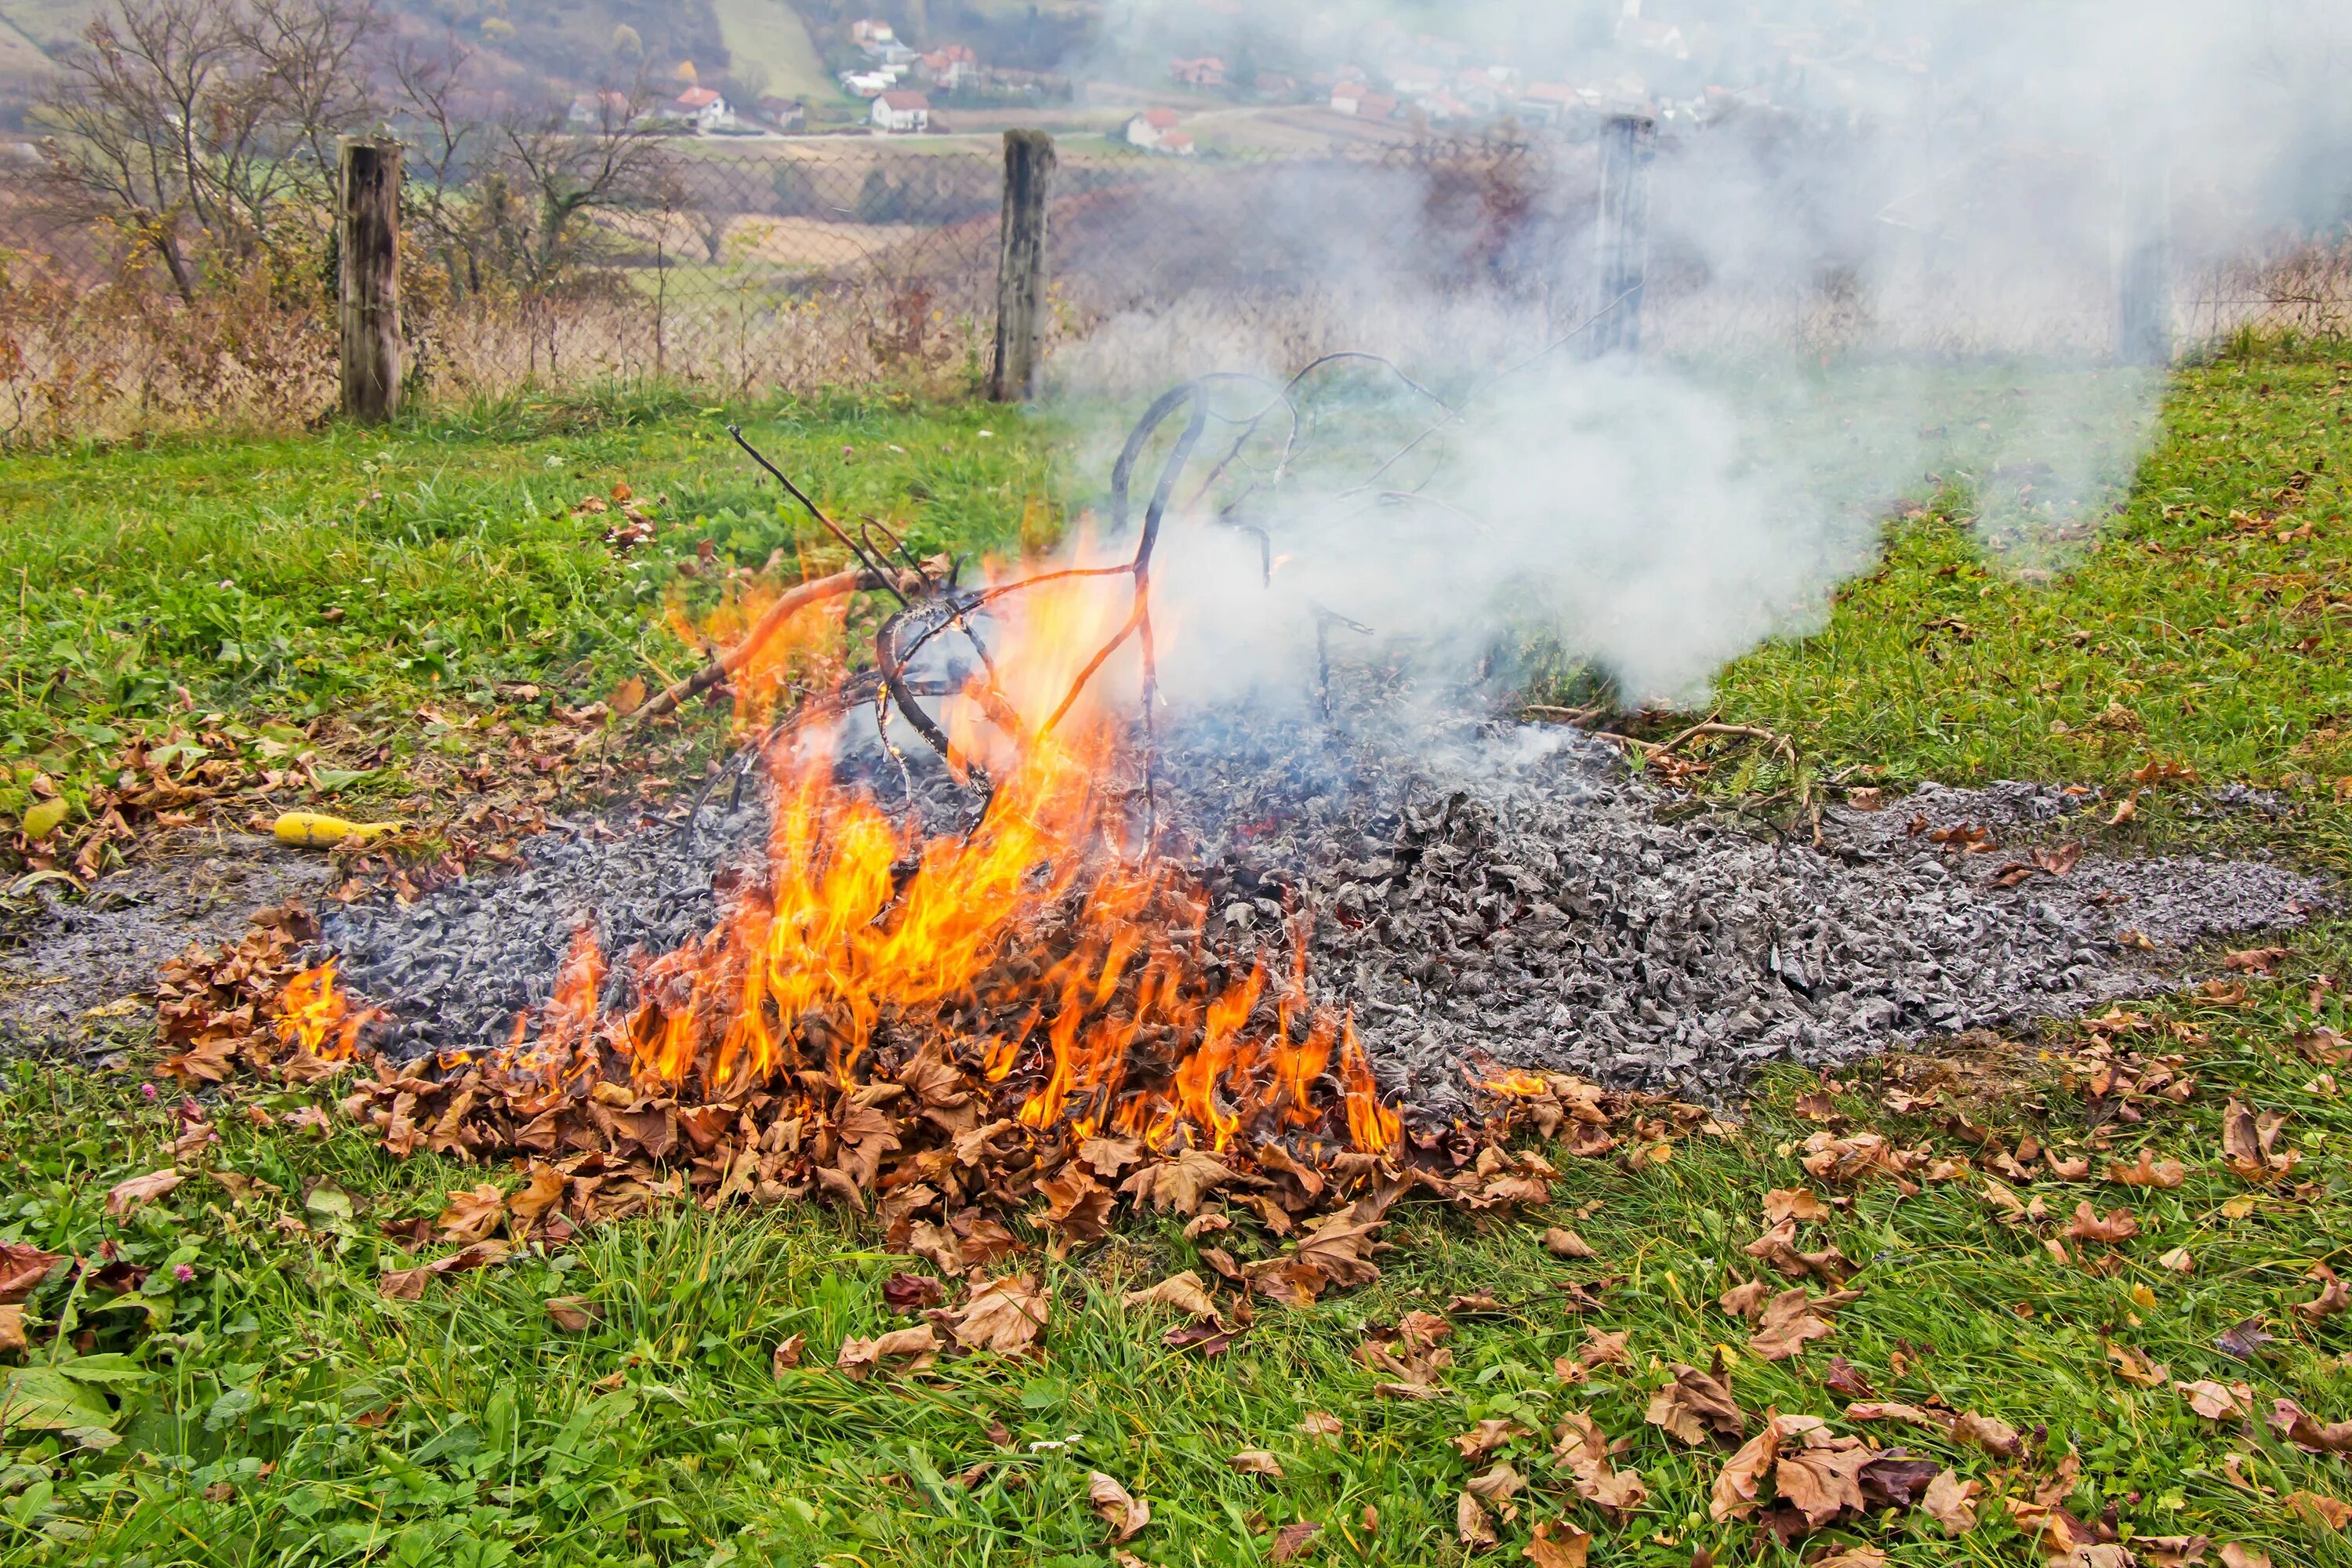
[
  {"xmin": 989, "ymin": 129, "xmax": 1054, "ymax": 403},
  {"xmin": 1588, "ymin": 113, "xmax": 1655, "ymax": 357},
  {"xmin": 2117, "ymin": 169, "xmax": 2172, "ymax": 366},
  {"xmin": 338, "ymin": 136, "xmax": 402, "ymax": 423}
]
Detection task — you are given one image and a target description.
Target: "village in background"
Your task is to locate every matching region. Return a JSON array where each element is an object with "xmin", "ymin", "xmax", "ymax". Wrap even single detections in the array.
[{"xmin": 0, "ymin": 0, "xmax": 1908, "ymax": 160}]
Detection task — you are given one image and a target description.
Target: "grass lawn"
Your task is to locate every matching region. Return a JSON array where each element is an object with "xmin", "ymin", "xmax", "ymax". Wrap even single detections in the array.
[{"xmin": 6, "ymin": 346, "xmax": 2352, "ymax": 1566}]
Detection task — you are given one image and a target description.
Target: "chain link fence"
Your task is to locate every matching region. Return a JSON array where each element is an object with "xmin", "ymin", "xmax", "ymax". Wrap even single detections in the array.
[{"xmin": 4, "ymin": 125, "xmax": 2350, "ymax": 445}]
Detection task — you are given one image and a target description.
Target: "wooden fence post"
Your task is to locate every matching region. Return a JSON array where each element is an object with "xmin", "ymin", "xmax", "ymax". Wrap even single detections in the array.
[
  {"xmin": 989, "ymin": 129, "xmax": 1055, "ymax": 403},
  {"xmin": 339, "ymin": 136, "xmax": 402, "ymax": 423},
  {"xmin": 1588, "ymin": 114, "xmax": 1655, "ymax": 358},
  {"xmin": 2117, "ymin": 169, "xmax": 2173, "ymax": 367}
]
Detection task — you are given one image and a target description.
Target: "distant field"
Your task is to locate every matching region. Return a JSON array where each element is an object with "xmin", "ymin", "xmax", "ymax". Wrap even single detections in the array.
[
  {"xmin": 713, "ymin": 0, "xmax": 842, "ymax": 104},
  {"xmin": 0, "ymin": 13, "xmax": 50, "ymax": 82},
  {"xmin": 0, "ymin": 0, "xmax": 85, "ymax": 49}
]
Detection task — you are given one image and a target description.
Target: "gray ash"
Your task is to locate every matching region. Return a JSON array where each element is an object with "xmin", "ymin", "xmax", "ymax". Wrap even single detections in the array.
[{"xmin": 315, "ymin": 710, "xmax": 2325, "ymax": 1123}]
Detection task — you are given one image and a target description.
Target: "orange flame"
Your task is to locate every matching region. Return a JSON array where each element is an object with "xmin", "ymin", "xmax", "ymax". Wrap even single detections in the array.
[
  {"xmin": 313, "ymin": 556, "xmax": 1403, "ymax": 1159},
  {"xmin": 276, "ymin": 959, "xmax": 370, "ymax": 1061}
]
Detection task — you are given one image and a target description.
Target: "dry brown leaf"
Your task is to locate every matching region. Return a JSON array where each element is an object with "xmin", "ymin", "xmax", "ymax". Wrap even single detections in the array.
[
  {"xmin": 1542, "ymin": 1227, "xmax": 1596, "ymax": 1259},
  {"xmin": 1844, "ymin": 1401, "xmax": 1952, "ymax": 1430},
  {"xmin": 2298, "ymin": 1263, "xmax": 2349, "ymax": 1321},
  {"xmin": 2108, "ymin": 1150, "xmax": 2187, "ymax": 1189},
  {"xmin": 0, "ymin": 1244, "xmax": 62, "ymax": 1305},
  {"xmin": 944, "ymin": 1274, "xmax": 1047, "ymax": 1356},
  {"xmin": 2286, "ymin": 1490, "xmax": 2352, "ymax": 1530},
  {"xmin": 1120, "ymin": 1150, "xmax": 1234, "ymax": 1214},
  {"xmin": 1122, "ymin": 1272, "xmax": 1219, "ymax": 1323},
  {"xmin": 104, "ymin": 1168, "xmax": 183, "ymax": 1216},
  {"xmin": 1915, "ymin": 1411, "xmax": 2009, "ymax": 1463},
  {"xmin": 1456, "ymin": 1490, "xmax": 1499, "ymax": 1550},
  {"xmin": 1466, "ymin": 1462, "xmax": 1525, "ymax": 1501},
  {"xmin": 1523, "ymin": 1519, "xmax": 1592, "ymax": 1568},
  {"xmin": 1229, "ymin": 1449, "xmax": 1285, "ymax": 1478},
  {"xmin": 835, "ymin": 1324, "xmax": 940, "ymax": 1380},
  {"xmin": 1646, "ymin": 1363, "xmax": 1746, "ymax": 1444},
  {"xmin": 2063, "ymin": 1201, "xmax": 2139, "ymax": 1246},
  {"xmin": 1748, "ymin": 1288, "xmax": 1837, "ymax": 1362},
  {"xmin": 1581, "ymin": 1328, "xmax": 1631, "ymax": 1368},
  {"xmin": 1452, "ymin": 1419, "xmax": 1528, "ymax": 1461},
  {"xmin": 2222, "ymin": 1098, "xmax": 2299, "ymax": 1181},
  {"xmin": 1807, "ymin": 1551, "xmax": 1888, "ymax": 1568},
  {"xmin": 1553, "ymin": 1410, "xmax": 1648, "ymax": 1513},
  {"xmin": 1719, "ymin": 1276, "xmax": 1773, "ymax": 1320},
  {"xmin": 1762, "ymin": 1187, "xmax": 1831, "ymax": 1224},
  {"xmin": 543, "ymin": 1295, "xmax": 596, "ymax": 1332},
  {"xmin": 1271, "ymin": 1521, "xmax": 1322, "ymax": 1562},
  {"xmin": 1088, "ymin": 1472, "xmax": 1150, "ymax": 1542},
  {"xmin": 2219, "ymin": 1544, "xmax": 2273, "ymax": 1568},
  {"xmin": 2107, "ymin": 1343, "xmax": 2169, "ymax": 1388},
  {"xmin": 436, "ymin": 1183, "xmax": 509, "ymax": 1243},
  {"xmin": 1298, "ymin": 1413, "xmax": 1343, "ymax": 1443},
  {"xmin": 1922, "ymin": 1468, "xmax": 1980, "ymax": 1535},
  {"xmin": 2176, "ymin": 1379, "xmax": 2256, "ymax": 1421},
  {"xmin": 0, "ymin": 1304, "xmax": 24, "ymax": 1355},
  {"xmin": 771, "ymin": 1334, "xmax": 805, "ymax": 1375},
  {"xmin": 509, "ymin": 1161, "xmax": 568, "ymax": 1230}
]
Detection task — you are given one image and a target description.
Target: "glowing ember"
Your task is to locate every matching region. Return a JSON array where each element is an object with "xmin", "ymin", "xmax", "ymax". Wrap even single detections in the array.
[{"xmin": 299, "ymin": 559, "xmax": 1402, "ymax": 1157}]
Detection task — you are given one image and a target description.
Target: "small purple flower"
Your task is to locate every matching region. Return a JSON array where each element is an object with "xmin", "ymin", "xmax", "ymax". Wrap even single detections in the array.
[
  {"xmin": 172, "ymin": 1264, "xmax": 196, "ymax": 1284},
  {"xmin": 141, "ymin": 1083, "xmax": 158, "ymax": 1101}
]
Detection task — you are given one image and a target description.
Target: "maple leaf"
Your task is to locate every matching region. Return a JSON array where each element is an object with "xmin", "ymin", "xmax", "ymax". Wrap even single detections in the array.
[
  {"xmin": 1580, "ymin": 1328, "xmax": 1630, "ymax": 1368},
  {"xmin": 944, "ymin": 1274, "xmax": 1048, "ymax": 1356},
  {"xmin": 834, "ymin": 1324, "xmax": 940, "ymax": 1380},
  {"xmin": 1922, "ymin": 1468, "xmax": 1981, "ymax": 1535},
  {"xmin": 1762, "ymin": 1188, "xmax": 1831, "ymax": 1224},
  {"xmin": 1120, "ymin": 1150, "xmax": 1235, "ymax": 1214},
  {"xmin": 378, "ymin": 1239, "xmax": 510, "ymax": 1299},
  {"xmin": 436, "ymin": 1183, "xmax": 508, "ymax": 1243},
  {"xmin": 1646, "ymin": 1362, "xmax": 1745, "ymax": 1444},
  {"xmin": 104, "ymin": 1168, "xmax": 183, "ymax": 1216},
  {"xmin": 1456, "ymin": 1490, "xmax": 1499, "ymax": 1550},
  {"xmin": 1229, "ymin": 1449, "xmax": 1284, "ymax": 1478},
  {"xmin": 1552, "ymin": 1410, "xmax": 1648, "ymax": 1514},
  {"xmin": 0, "ymin": 1244, "xmax": 63, "ymax": 1305},
  {"xmin": 1824, "ymin": 1356, "xmax": 1876, "ymax": 1399},
  {"xmin": 1122, "ymin": 1272, "xmax": 1219, "ymax": 1322},
  {"xmin": 771, "ymin": 1334, "xmax": 805, "ymax": 1374},
  {"xmin": 1467, "ymin": 1463, "xmax": 1524, "ymax": 1501},
  {"xmin": 1949, "ymin": 1410, "xmax": 2024, "ymax": 1456},
  {"xmin": 883, "ymin": 1272, "xmax": 948, "ymax": 1313},
  {"xmin": 2107, "ymin": 1150, "xmax": 2186, "ymax": 1188},
  {"xmin": 2299, "ymin": 1263, "xmax": 2349, "ymax": 1321},
  {"xmin": 509, "ymin": 1161, "xmax": 568, "ymax": 1231},
  {"xmin": 1039, "ymin": 1166, "xmax": 1113, "ymax": 1241},
  {"xmin": 1523, "ymin": 1519, "xmax": 1592, "ymax": 1568},
  {"xmin": 1771, "ymin": 1420, "xmax": 1873, "ymax": 1525},
  {"xmin": 2285, "ymin": 1490, "xmax": 2352, "ymax": 1530},
  {"xmin": 1298, "ymin": 1413, "xmax": 1343, "ymax": 1443},
  {"xmin": 2062, "ymin": 1201, "xmax": 2139, "ymax": 1246},
  {"xmin": 1748, "ymin": 1288, "xmax": 1837, "ymax": 1362},
  {"xmin": 2221, "ymin": 1098, "xmax": 2298, "ymax": 1181},
  {"xmin": 1719, "ymin": 1276, "xmax": 1773, "ymax": 1319},
  {"xmin": 1088, "ymin": 1472, "xmax": 1151, "ymax": 1541},
  {"xmin": 2175, "ymin": 1378, "xmax": 2257, "ymax": 1421},
  {"xmin": 543, "ymin": 1296, "xmax": 596, "ymax": 1331}
]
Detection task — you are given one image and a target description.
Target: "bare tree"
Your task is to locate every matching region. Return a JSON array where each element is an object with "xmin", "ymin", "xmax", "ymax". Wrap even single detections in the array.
[
  {"xmin": 391, "ymin": 32, "xmax": 492, "ymax": 299},
  {"xmin": 488, "ymin": 88, "xmax": 675, "ymax": 290},
  {"xmin": 31, "ymin": 0, "xmax": 383, "ymax": 299}
]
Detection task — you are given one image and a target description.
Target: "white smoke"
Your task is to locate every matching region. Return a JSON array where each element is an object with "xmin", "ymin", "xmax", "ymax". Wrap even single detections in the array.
[{"xmin": 1040, "ymin": 1, "xmax": 2351, "ymax": 709}]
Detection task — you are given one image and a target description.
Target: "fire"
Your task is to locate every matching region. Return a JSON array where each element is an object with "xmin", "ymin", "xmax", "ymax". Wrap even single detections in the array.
[
  {"xmin": 275, "ymin": 959, "xmax": 369, "ymax": 1061},
  {"xmin": 292, "ymin": 554, "xmax": 1402, "ymax": 1158},
  {"xmin": 1483, "ymin": 1069, "xmax": 1553, "ymax": 1098},
  {"xmin": 666, "ymin": 569, "xmax": 848, "ymax": 734}
]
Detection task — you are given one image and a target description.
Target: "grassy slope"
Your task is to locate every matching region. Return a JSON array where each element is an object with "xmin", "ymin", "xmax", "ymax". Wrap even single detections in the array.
[
  {"xmin": 712, "ymin": 0, "xmax": 843, "ymax": 103},
  {"xmin": 4, "ymin": 349, "xmax": 2352, "ymax": 1565}
]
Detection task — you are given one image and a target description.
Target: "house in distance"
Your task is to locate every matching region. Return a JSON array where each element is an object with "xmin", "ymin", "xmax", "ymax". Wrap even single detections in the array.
[{"xmin": 872, "ymin": 90, "xmax": 931, "ymax": 132}]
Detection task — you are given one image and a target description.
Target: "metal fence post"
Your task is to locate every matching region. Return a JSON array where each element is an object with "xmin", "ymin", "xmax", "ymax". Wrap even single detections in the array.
[
  {"xmin": 2118, "ymin": 169, "xmax": 2173, "ymax": 367},
  {"xmin": 1589, "ymin": 114, "xmax": 1654, "ymax": 358},
  {"xmin": 989, "ymin": 129, "xmax": 1054, "ymax": 403},
  {"xmin": 338, "ymin": 136, "xmax": 402, "ymax": 423}
]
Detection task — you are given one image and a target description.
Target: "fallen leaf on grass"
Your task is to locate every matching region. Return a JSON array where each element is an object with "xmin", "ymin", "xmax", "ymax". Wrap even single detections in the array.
[
  {"xmin": 1457, "ymin": 1490, "xmax": 1499, "ymax": 1549},
  {"xmin": 1089, "ymin": 1472, "xmax": 1150, "ymax": 1542},
  {"xmin": 2224, "ymin": 947, "xmax": 2289, "ymax": 974},
  {"xmin": 942, "ymin": 1274, "xmax": 1047, "ymax": 1356},
  {"xmin": 1542, "ymin": 1227, "xmax": 1596, "ymax": 1259},
  {"xmin": 1845, "ymin": 1402, "xmax": 1953, "ymax": 1431},
  {"xmin": 1719, "ymin": 1276, "xmax": 1774, "ymax": 1319},
  {"xmin": 1922, "ymin": 1468, "xmax": 1980, "ymax": 1534},
  {"xmin": 378, "ymin": 1240, "xmax": 509, "ymax": 1299},
  {"xmin": 2217, "ymin": 1317, "xmax": 2277, "ymax": 1363},
  {"xmin": 1453, "ymin": 1419, "xmax": 1529, "ymax": 1460},
  {"xmin": 1823, "ymin": 1356, "xmax": 1875, "ymax": 1399},
  {"xmin": 835, "ymin": 1325, "xmax": 940, "ymax": 1380},
  {"xmin": 2266, "ymin": 1396, "xmax": 2352, "ymax": 1454},
  {"xmin": 2220, "ymin": 1544, "xmax": 2273, "ymax": 1568},
  {"xmin": 1949, "ymin": 1410, "xmax": 2024, "ymax": 1457},
  {"xmin": 2108, "ymin": 1150, "xmax": 2187, "ymax": 1188},
  {"xmin": 2106, "ymin": 1343, "xmax": 2169, "ymax": 1388},
  {"xmin": 1467, "ymin": 1462, "xmax": 1525, "ymax": 1501},
  {"xmin": 0, "ymin": 1305, "xmax": 23, "ymax": 1354},
  {"xmin": 0, "ymin": 1245, "xmax": 62, "ymax": 1304},
  {"xmin": 1646, "ymin": 1363, "xmax": 1746, "ymax": 1444},
  {"xmin": 436, "ymin": 1183, "xmax": 508, "ymax": 1243},
  {"xmin": 1229, "ymin": 1449, "xmax": 1284, "ymax": 1478},
  {"xmin": 104, "ymin": 1169, "xmax": 182, "ymax": 1216},
  {"xmin": 884, "ymin": 1272, "xmax": 949, "ymax": 1312},
  {"xmin": 2140, "ymin": 1536, "xmax": 2216, "ymax": 1566},
  {"xmin": 1762, "ymin": 1188, "xmax": 1831, "ymax": 1224},
  {"xmin": 1271, "ymin": 1521, "xmax": 1321, "ymax": 1561},
  {"xmin": 1749, "ymin": 1288, "xmax": 1838, "ymax": 1361},
  {"xmin": 2223, "ymin": 1099, "xmax": 2300, "ymax": 1181},
  {"xmin": 1298, "ymin": 1413, "xmax": 1342, "ymax": 1443},
  {"xmin": 1522, "ymin": 1518, "xmax": 1592, "ymax": 1568},
  {"xmin": 1580, "ymin": 1328, "xmax": 1631, "ymax": 1368},
  {"xmin": 543, "ymin": 1296, "xmax": 596, "ymax": 1331},
  {"xmin": 2176, "ymin": 1380, "xmax": 2256, "ymax": 1420},
  {"xmin": 2298, "ymin": 1263, "xmax": 2348, "ymax": 1320},
  {"xmin": 1123, "ymin": 1272, "xmax": 1220, "ymax": 1322},
  {"xmin": 1553, "ymin": 1410, "xmax": 1648, "ymax": 1513},
  {"xmin": 2286, "ymin": 1490, "xmax": 2352, "ymax": 1529},
  {"xmin": 2063, "ymin": 1202, "xmax": 2139, "ymax": 1246},
  {"xmin": 1708, "ymin": 1414, "xmax": 1872, "ymax": 1526},
  {"xmin": 771, "ymin": 1335, "xmax": 804, "ymax": 1374}
]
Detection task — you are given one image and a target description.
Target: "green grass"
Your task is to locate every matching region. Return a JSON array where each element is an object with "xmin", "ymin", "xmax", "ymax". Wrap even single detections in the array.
[
  {"xmin": 9, "ymin": 344, "xmax": 2352, "ymax": 1565},
  {"xmin": 710, "ymin": 0, "xmax": 842, "ymax": 105},
  {"xmin": 0, "ymin": 387, "xmax": 1053, "ymax": 844}
]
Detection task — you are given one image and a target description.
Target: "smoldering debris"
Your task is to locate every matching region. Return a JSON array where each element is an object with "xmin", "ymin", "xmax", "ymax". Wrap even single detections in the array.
[{"xmin": 314, "ymin": 712, "xmax": 2322, "ymax": 1126}]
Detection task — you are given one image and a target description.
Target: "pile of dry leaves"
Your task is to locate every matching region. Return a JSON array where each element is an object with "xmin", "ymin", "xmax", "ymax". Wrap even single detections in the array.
[{"xmin": 151, "ymin": 907, "xmax": 1715, "ymax": 1314}]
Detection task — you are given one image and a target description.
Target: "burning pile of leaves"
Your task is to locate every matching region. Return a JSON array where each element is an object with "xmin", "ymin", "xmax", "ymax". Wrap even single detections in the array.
[{"xmin": 152, "ymin": 899, "xmax": 1726, "ymax": 1316}]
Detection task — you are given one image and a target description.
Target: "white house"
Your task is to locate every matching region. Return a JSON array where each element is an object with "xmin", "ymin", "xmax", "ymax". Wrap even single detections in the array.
[
  {"xmin": 567, "ymin": 91, "xmax": 634, "ymax": 128},
  {"xmin": 1156, "ymin": 129, "xmax": 1196, "ymax": 156},
  {"xmin": 1125, "ymin": 107, "xmax": 1180, "ymax": 148},
  {"xmin": 841, "ymin": 69, "xmax": 896, "ymax": 97},
  {"xmin": 851, "ymin": 17, "xmax": 895, "ymax": 51},
  {"xmin": 871, "ymin": 90, "xmax": 931, "ymax": 132},
  {"xmin": 668, "ymin": 86, "xmax": 730, "ymax": 132},
  {"xmin": 1330, "ymin": 82, "xmax": 1366, "ymax": 114}
]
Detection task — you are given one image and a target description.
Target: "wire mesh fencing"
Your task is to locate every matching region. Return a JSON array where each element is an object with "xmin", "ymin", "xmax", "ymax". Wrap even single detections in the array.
[{"xmin": 4, "ymin": 126, "xmax": 2352, "ymax": 446}]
